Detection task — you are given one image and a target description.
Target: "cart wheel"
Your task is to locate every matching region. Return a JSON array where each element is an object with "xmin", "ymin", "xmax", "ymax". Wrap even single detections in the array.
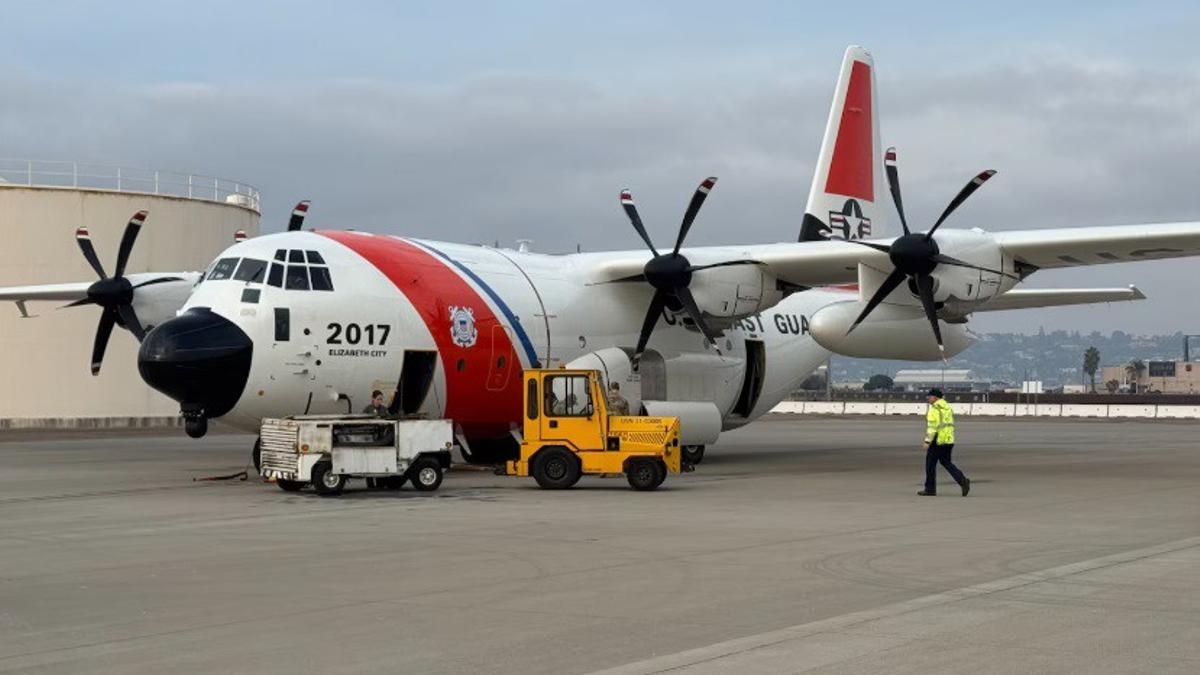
[
  {"xmin": 652, "ymin": 459, "xmax": 668, "ymax": 489},
  {"xmin": 311, "ymin": 461, "xmax": 346, "ymax": 496},
  {"xmin": 382, "ymin": 476, "xmax": 408, "ymax": 490},
  {"xmin": 408, "ymin": 457, "xmax": 443, "ymax": 492},
  {"xmin": 682, "ymin": 445, "xmax": 704, "ymax": 465},
  {"xmin": 276, "ymin": 479, "xmax": 305, "ymax": 492},
  {"xmin": 626, "ymin": 458, "xmax": 661, "ymax": 491},
  {"xmin": 531, "ymin": 447, "xmax": 581, "ymax": 490}
]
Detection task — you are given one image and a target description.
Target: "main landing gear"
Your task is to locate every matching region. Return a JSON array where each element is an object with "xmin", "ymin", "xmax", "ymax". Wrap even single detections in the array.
[{"xmin": 682, "ymin": 445, "xmax": 705, "ymax": 465}]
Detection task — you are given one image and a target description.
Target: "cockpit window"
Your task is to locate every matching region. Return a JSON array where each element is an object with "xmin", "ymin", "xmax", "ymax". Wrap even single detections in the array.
[
  {"xmin": 310, "ymin": 266, "xmax": 334, "ymax": 291},
  {"xmin": 267, "ymin": 263, "xmax": 284, "ymax": 288},
  {"xmin": 208, "ymin": 258, "xmax": 239, "ymax": 281},
  {"xmin": 274, "ymin": 249, "xmax": 286, "ymax": 261},
  {"xmin": 233, "ymin": 258, "xmax": 267, "ymax": 283},
  {"xmin": 305, "ymin": 250, "xmax": 326, "ymax": 264},
  {"xmin": 287, "ymin": 250, "xmax": 305, "ymax": 264},
  {"xmin": 285, "ymin": 265, "xmax": 310, "ymax": 290}
]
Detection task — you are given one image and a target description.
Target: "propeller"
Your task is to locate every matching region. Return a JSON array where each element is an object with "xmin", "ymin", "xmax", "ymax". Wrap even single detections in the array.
[
  {"xmin": 846, "ymin": 148, "xmax": 1011, "ymax": 353},
  {"xmin": 288, "ymin": 200, "xmax": 310, "ymax": 231},
  {"xmin": 617, "ymin": 178, "xmax": 761, "ymax": 363},
  {"xmin": 63, "ymin": 211, "xmax": 175, "ymax": 375}
]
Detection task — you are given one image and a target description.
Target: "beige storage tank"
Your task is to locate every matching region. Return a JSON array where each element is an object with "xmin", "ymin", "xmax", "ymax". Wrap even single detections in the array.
[{"xmin": 0, "ymin": 160, "xmax": 261, "ymax": 426}]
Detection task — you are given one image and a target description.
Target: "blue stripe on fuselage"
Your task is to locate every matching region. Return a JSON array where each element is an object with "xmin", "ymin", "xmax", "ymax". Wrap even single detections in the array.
[{"xmin": 408, "ymin": 240, "xmax": 542, "ymax": 368}]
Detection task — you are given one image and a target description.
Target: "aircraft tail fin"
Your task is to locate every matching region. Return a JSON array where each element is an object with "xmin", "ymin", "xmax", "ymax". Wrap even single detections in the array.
[{"xmin": 799, "ymin": 46, "xmax": 887, "ymax": 242}]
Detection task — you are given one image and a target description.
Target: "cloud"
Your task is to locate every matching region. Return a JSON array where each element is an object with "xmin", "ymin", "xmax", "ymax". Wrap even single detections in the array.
[{"xmin": 0, "ymin": 53, "xmax": 1197, "ymax": 332}]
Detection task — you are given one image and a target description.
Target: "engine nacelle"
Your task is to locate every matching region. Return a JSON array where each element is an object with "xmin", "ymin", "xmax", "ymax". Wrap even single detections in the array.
[
  {"xmin": 809, "ymin": 300, "xmax": 975, "ymax": 360},
  {"xmin": 687, "ymin": 262, "xmax": 782, "ymax": 321}
]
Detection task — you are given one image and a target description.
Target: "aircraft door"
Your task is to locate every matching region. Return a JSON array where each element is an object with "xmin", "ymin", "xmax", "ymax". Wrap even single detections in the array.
[
  {"xmin": 487, "ymin": 325, "xmax": 517, "ymax": 391},
  {"xmin": 540, "ymin": 373, "xmax": 604, "ymax": 450}
]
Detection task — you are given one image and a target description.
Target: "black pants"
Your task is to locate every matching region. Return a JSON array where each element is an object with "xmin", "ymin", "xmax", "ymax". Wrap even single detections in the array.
[{"xmin": 925, "ymin": 441, "xmax": 966, "ymax": 493}]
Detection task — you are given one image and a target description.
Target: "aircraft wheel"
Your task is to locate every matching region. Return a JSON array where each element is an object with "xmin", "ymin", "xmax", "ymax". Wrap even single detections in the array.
[
  {"xmin": 252, "ymin": 438, "xmax": 262, "ymax": 473},
  {"xmin": 311, "ymin": 460, "xmax": 346, "ymax": 496},
  {"xmin": 408, "ymin": 457, "xmax": 444, "ymax": 492},
  {"xmin": 276, "ymin": 479, "xmax": 305, "ymax": 492},
  {"xmin": 184, "ymin": 415, "xmax": 208, "ymax": 439},
  {"xmin": 626, "ymin": 458, "xmax": 661, "ymax": 491},
  {"xmin": 682, "ymin": 445, "xmax": 705, "ymax": 465},
  {"xmin": 531, "ymin": 447, "xmax": 580, "ymax": 490}
]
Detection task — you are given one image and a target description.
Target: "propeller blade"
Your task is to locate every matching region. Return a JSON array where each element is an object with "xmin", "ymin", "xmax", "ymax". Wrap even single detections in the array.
[
  {"xmin": 62, "ymin": 297, "xmax": 97, "ymax": 308},
  {"xmin": 116, "ymin": 303, "xmax": 146, "ymax": 341},
  {"xmin": 75, "ymin": 227, "xmax": 107, "ymax": 279},
  {"xmin": 883, "ymin": 147, "xmax": 910, "ymax": 235},
  {"xmin": 845, "ymin": 239, "xmax": 893, "ymax": 254},
  {"xmin": 634, "ymin": 289, "xmax": 668, "ymax": 360},
  {"xmin": 619, "ymin": 189, "xmax": 658, "ymax": 256},
  {"xmin": 846, "ymin": 268, "xmax": 908, "ymax": 335},
  {"xmin": 927, "ymin": 169, "xmax": 997, "ymax": 239},
  {"xmin": 674, "ymin": 285, "xmax": 722, "ymax": 345},
  {"xmin": 90, "ymin": 310, "xmax": 116, "ymax": 375},
  {"xmin": 913, "ymin": 272, "xmax": 944, "ymax": 352},
  {"xmin": 287, "ymin": 200, "xmax": 311, "ymax": 232},
  {"xmin": 113, "ymin": 211, "xmax": 147, "ymax": 278},
  {"xmin": 686, "ymin": 259, "xmax": 765, "ymax": 273},
  {"xmin": 931, "ymin": 253, "xmax": 1020, "ymax": 280},
  {"xmin": 672, "ymin": 177, "xmax": 717, "ymax": 255}
]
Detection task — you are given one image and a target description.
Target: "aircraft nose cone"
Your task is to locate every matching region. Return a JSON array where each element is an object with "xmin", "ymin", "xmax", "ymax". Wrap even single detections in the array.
[{"xmin": 137, "ymin": 308, "xmax": 253, "ymax": 420}]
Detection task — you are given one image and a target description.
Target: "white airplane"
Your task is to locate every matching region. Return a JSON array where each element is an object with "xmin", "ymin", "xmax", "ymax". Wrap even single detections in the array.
[{"xmin": 2, "ymin": 46, "xmax": 1195, "ymax": 467}]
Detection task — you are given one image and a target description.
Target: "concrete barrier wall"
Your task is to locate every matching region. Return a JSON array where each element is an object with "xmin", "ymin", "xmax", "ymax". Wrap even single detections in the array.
[
  {"xmin": 1158, "ymin": 406, "xmax": 1200, "ymax": 419},
  {"xmin": 770, "ymin": 401, "xmax": 1200, "ymax": 419},
  {"xmin": 1061, "ymin": 404, "xmax": 1109, "ymax": 418}
]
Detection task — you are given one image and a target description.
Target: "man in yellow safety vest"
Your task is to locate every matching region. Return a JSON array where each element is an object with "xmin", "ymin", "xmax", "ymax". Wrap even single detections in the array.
[{"xmin": 919, "ymin": 388, "xmax": 970, "ymax": 497}]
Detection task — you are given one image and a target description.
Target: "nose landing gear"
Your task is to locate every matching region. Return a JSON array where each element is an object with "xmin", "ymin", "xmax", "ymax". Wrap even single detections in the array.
[{"xmin": 184, "ymin": 412, "xmax": 208, "ymax": 439}]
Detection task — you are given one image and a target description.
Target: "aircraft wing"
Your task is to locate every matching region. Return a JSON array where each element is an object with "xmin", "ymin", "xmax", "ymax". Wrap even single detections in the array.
[
  {"xmin": 590, "ymin": 238, "xmax": 885, "ymax": 287},
  {"xmin": 0, "ymin": 282, "xmax": 91, "ymax": 304},
  {"xmin": 975, "ymin": 286, "xmax": 1146, "ymax": 312},
  {"xmin": 992, "ymin": 222, "xmax": 1200, "ymax": 270}
]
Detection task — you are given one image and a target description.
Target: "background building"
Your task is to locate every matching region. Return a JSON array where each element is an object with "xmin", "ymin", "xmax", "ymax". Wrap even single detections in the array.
[
  {"xmin": 893, "ymin": 369, "xmax": 993, "ymax": 393},
  {"xmin": 0, "ymin": 159, "xmax": 260, "ymax": 424},
  {"xmin": 1101, "ymin": 360, "xmax": 1200, "ymax": 394}
]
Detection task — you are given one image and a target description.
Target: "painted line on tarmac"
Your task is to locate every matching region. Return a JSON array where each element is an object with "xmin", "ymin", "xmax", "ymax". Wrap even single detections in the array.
[{"xmin": 587, "ymin": 534, "xmax": 1200, "ymax": 674}]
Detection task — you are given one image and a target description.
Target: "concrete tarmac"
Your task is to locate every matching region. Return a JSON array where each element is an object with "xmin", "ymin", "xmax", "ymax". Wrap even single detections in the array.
[{"xmin": 1, "ymin": 417, "xmax": 1198, "ymax": 674}]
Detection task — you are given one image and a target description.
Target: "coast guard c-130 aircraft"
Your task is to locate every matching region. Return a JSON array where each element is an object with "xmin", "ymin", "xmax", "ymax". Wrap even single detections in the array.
[{"xmin": 3, "ymin": 46, "xmax": 1198, "ymax": 466}]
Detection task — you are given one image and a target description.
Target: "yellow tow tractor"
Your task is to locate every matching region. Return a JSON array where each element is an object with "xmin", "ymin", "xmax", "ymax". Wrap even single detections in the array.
[{"xmin": 503, "ymin": 368, "xmax": 689, "ymax": 490}]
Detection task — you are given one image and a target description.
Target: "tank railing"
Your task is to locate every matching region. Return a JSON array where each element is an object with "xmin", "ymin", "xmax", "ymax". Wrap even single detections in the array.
[{"xmin": 0, "ymin": 158, "xmax": 260, "ymax": 212}]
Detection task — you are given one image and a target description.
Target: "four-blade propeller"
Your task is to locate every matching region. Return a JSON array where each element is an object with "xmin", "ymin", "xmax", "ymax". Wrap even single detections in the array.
[
  {"xmin": 845, "ymin": 148, "xmax": 1010, "ymax": 353},
  {"xmin": 63, "ymin": 211, "xmax": 178, "ymax": 375},
  {"xmin": 617, "ymin": 177, "xmax": 760, "ymax": 362}
]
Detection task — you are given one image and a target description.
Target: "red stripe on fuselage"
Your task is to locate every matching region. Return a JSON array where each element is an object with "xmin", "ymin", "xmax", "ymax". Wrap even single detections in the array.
[
  {"xmin": 319, "ymin": 231, "xmax": 521, "ymax": 438},
  {"xmin": 824, "ymin": 60, "xmax": 874, "ymax": 201}
]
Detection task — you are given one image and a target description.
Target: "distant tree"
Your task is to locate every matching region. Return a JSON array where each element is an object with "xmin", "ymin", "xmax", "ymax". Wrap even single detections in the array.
[
  {"xmin": 864, "ymin": 374, "xmax": 894, "ymax": 391},
  {"xmin": 1083, "ymin": 347, "xmax": 1101, "ymax": 393},
  {"xmin": 1125, "ymin": 359, "xmax": 1147, "ymax": 392},
  {"xmin": 1105, "ymin": 379, "xmax": 1120, "ymax": 394}
]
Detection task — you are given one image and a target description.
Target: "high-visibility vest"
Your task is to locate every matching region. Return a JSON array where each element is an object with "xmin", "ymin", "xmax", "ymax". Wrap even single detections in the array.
[{"xmin": 925, "ymin": 398, "xmax": 956, "ymax": 445}]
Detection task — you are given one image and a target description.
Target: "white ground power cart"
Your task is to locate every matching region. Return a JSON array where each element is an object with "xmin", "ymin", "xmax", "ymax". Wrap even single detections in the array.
[{"xmin": 258, "ymin": 415, "xmax": 454, "ymax": 496}]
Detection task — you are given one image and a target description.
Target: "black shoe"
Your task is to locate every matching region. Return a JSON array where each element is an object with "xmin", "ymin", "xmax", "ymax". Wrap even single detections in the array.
[
  {"xmin": 961, "ymin": 479, "xmax": 971, "ymax": 497},
  {"xmin": 917, "ymin": 490, "xmax": 936, "ymax": 496}
]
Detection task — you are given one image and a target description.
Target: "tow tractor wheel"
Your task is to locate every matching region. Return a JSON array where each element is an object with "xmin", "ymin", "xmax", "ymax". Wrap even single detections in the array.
[
  {"xmin": 276, "ymin": 479, "xmax": 305, "ymax": 492},
  {"xmin": 408, "ymin": 457, "xmax": 443, "ymax": 492},
  {"xmin": 252, "ymin": 438, "xmax": 262, "ymax": 473},
  {"xmin": 682, "ymin": 445, "xmax": 705, "ymax": 465},
  {"xmin": 626, "ymin": 458, "xmax": 665, "ymax": 491},
  {"xmin": 531, "ymin": 447, "xmax": 581, "ymax": 490},
  {"xmin": 311, "ymin": 460, "xmax": 346, "ymax": 496}
]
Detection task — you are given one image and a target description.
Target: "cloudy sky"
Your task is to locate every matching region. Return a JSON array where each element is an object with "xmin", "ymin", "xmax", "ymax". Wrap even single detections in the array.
[{"xmin": 1, "ymin": 1, "xmax": 1197, "ymax": 333}]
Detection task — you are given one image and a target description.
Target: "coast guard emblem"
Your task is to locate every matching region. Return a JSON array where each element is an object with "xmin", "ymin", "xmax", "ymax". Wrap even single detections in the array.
[{"xmin": 449, "ymin": 306, "xmax": 478, "ymax": 347}]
